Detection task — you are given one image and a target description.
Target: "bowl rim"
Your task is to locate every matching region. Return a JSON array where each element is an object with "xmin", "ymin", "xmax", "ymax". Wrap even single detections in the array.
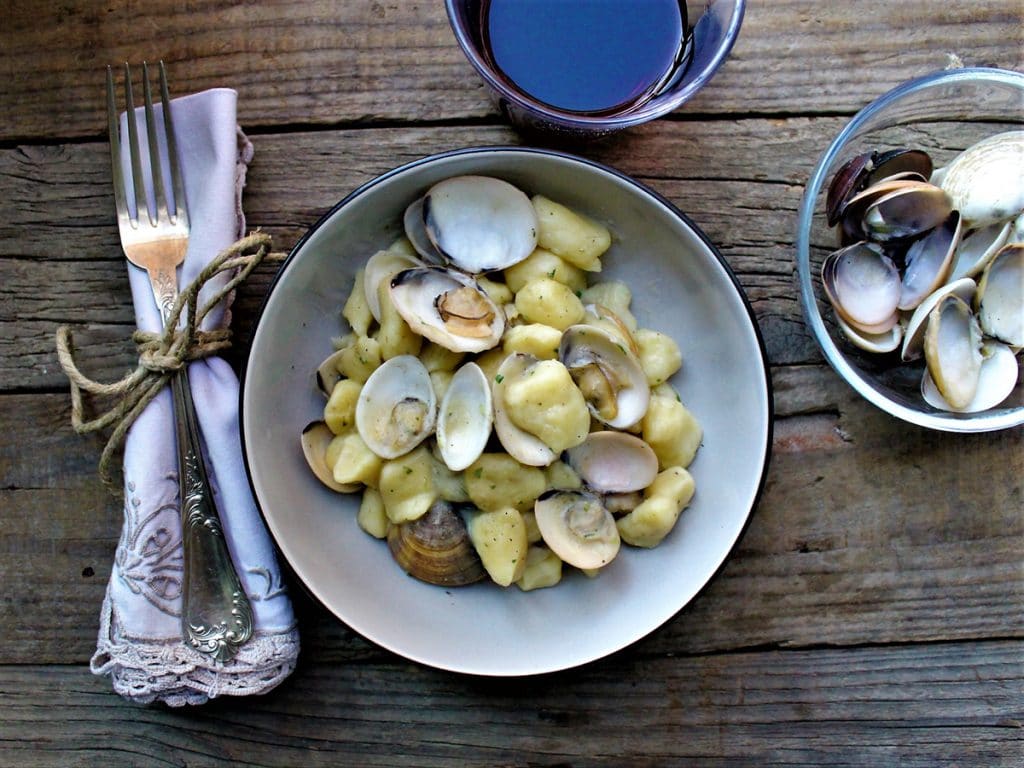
[
  {"xmin": 442, "ymin": 0, "xmax": 746, "ymax": 132},
  {"xmin": 795, "ymin": 67, "xmax": 1024, "ymax": 433},
  {"xmin": 239, "ymin": 145, "xmax": 774, "ymax": 673}
]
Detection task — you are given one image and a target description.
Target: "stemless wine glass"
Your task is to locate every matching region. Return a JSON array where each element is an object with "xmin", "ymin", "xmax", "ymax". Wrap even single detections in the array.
[
  {"xmin": 445, "ymin": 0, "xmax": 746, "ymax": 138},
  {"xmin": 796, "ymin": 67, "xmax": 1024, "ymax": 432}
]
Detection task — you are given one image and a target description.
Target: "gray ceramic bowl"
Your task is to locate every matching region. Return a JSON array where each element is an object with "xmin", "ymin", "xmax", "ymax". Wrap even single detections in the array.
[
  {"xmin": 241, "ymin": 147, "xmax": 771, "ymax": 674},
  {"xmin": 796, "ymin": 68, "xmax": 1024, "ymax": 432}
]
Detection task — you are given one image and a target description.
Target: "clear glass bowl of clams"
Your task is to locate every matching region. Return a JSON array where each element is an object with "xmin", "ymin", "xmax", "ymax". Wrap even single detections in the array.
[
  {"xmin": 300, "ymin": 174, "xmax": 704, "ymax": 590},
  {"xmin": 796, "ymin": 68, "xmax": 1024, "ymax": 431}
]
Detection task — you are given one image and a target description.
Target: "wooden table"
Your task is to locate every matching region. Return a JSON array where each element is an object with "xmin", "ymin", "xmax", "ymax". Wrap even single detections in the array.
[{"xmin": 2, "ymin": 2, "xmax": 1022, "ymax": 765}]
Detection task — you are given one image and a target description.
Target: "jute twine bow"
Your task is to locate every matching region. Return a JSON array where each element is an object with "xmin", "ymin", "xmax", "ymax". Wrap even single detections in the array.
[{"xmin": 55, "ymin": 231, "xmax": 286, "ymax": 493}]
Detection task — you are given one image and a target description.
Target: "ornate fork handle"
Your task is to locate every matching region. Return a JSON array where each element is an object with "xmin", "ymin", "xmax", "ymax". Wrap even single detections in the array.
[{"xmin": 164, "ymin": 313, "xmax": 254, "ymax": 663}]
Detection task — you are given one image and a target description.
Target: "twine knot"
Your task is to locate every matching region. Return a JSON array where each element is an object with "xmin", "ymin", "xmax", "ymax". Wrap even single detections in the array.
[{"xmin": 55, "ymin": 232, "xmax": 285, "ymax": 492}]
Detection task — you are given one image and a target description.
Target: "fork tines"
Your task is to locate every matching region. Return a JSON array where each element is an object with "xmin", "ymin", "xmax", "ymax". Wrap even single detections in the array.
[{"xmin": 105, "ymin": 61, "xmax": 188, "ymax": 231}]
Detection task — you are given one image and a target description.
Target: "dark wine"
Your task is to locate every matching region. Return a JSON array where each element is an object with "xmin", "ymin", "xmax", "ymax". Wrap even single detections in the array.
[{"xmin": 481, "ymin": 0, "xmax": 692, "ymax": 116}]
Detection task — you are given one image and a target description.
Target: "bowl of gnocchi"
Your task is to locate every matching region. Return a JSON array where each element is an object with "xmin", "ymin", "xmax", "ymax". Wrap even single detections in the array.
[{"xmin": 241, "ymin": 147, "xmax": 772, "ymax": 675}]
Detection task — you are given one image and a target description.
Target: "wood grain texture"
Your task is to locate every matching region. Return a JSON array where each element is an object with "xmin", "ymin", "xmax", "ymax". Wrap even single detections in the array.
[
  {"xmin": 1, "ymin": 641, "xmax": 1021, "ymax": 767},
  {"xmin": 0, "ymin": 1, "xmax": 1021, "ymax": 141}
]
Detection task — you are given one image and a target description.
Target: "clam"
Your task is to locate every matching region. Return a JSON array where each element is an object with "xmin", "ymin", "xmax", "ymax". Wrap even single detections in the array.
[
  {"xmin": 355, "ymin": 355, "xmax": 436, "ymax": 459},
  {"xmin": 492, "ymin": 353, "xmax": 557, "ymax": 467},
  {"xmin": 939, "ymin": 131, "xmax": 1024, "ymax": 228},
  {"xmin": 947, "ymin": 219, "xmax": 1012, "ymax": 282},
  {"xmin": 581, "ymin": 303, "xmax": 640, "ymax": 358},
  {"xmin": 922, "ymin": 341, "xmax": 1019, "ymax": 413},
  {"xmin": 387, "ymin": 500, "xmax": 486, "ymax": 586},
  {"xmin": 826, "ymin": 151, "xmax": 875, "ymax": 226},
  {"xmin": 363, "ymin": 248, "xmax": 422, "ymax": 323},
  {"xmin": 436, "ymin": 362, "xmax": 493, "ymax": 472},
  {"xmin": 389, "ymin": 267, "xmax": 505, "ymax": 353},
  {"xmin": 559, "ymin": 324, "xmax": 650, "ymax": 429},
  {"xmin": 564, "ymin": 431, "xmax": 658, "ymax": 494},
  {"xmin": 534, "ymin": 490, "xmax": 621, "ymax": 570},
  {"xmin": 315, "ymin": 348, "xmax": 347, "ymax": 397},
  {"xmin": 897, "ymin": 210, "xmax": 961, "ymax": 310},
  {"xmin": 900, "ymin": 277, "xmax": 977, "ymax": 362},
  {"xmin": 836, "ymin": 314, "xmax": 903, "ymax": 354},
  {"xmin": 975, "ymin": 243, "xmax": 1024, "ymax": 347},
  {"xmin": 402, "ymin": 197, "xmax": 445, "ymax": 265},
  {"xmin": 838, "ymin": 178, "xmax": 925, "ymax": 244},
  {"xmin": 301, "ymin": 421, "xmax": 360, "ymax": 493},
  {"xmin": 923, "ymin": 295, "xmax": 984, "ymax": 410},
  {"xmin": 420, "ymin": 175, "xmax": 538, "ymax": 273},
  {"xmin": 861, "ymin": 182, "xmax": 952, "ymax": 243},
  {"xmin": 821, "ymin": 241, "xmax": 901, "ymax": 334},
  {"xmin": 865, "ymin": 148, "xmax": 933, "ymax": 188}
]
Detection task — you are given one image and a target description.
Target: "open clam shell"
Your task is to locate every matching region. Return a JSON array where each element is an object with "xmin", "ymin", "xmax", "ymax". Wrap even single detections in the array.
[
  {"xmin": 836, "ymin": 314, "xmax": 903, "ymax": 354},
  {"xmin": 492, "ymin": 353, "xmax": 557, "ymax": 467},
  {"xmin": 436, "ymin": 362, "xmax": 493, "ymax": 472},
  {"xmin": 861, "ymin": 182, "xmax": 952, "ymax": 243},
  {"xmin": 947, "ymin": 219, "xmax": 1012, "ymax": 282},
  {"xmin": 922, "ymin": 341, "xmax": 1019, "ymax": 413},
  {"xmin": 559, "ymin": 324, "xmax": 650, "ymax": 429},
  {"xmin": 363, "ymin": 248, "xmax": 423, "ymax": 323},
  {"xmin": 402, "ymin": 197, "xmax": 446, "ymax": 265},
  {"xmin": 315, "ymin": 348, "xmax": 347, "ymax": 397},
  {"xmin": 534, "ymin": 490, "xmax": 620, "ymax": 570},
  {"xmin": 923, "ymin": 294, "xmax": 984, "ymax": 410},
  {"xmin": 897, "ymin": 210, "xmax": 961, "ymax": 311},
  {"xmin": 355, "ymin": 354, "xmax": 437, "ymax": 459},
  {"xmin": 389, "ymin": 267, "xmax": 505, "ymax": 353},
  {"xmin": 900, "ymin": 277, "xmax": 977, "ymax": 362},
  {"xmin": 422, "ymin": 175, "xmax": 539, "ymax": 273},
  {"xmin": 301, "ymin": 421, "xmax": 360, "ymax": 493},
  {"xmin": 821, "ymin": 241, "xmax": 901, "ymax": 334},
  {"xmin": 975, "ymin": 243, "xmax": 1024, "ymax": 347}
]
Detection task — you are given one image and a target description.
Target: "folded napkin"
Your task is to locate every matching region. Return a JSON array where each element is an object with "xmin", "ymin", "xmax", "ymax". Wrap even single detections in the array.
[{"xmin": 90, "ymin": 88, "xmax": 299, "ymax": 706}]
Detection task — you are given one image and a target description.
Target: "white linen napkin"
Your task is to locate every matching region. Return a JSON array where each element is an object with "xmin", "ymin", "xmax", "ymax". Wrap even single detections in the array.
[{"xmin": 90, "ymin": 88, "xmax": 299, "ymax": 706}]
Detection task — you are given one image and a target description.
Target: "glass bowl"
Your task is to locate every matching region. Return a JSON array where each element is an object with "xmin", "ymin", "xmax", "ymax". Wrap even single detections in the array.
[
  {"xmin": 445, "ymin": 0, "xmax": 745, "ymax": 138},
  {"xmin": 796, "ymin": 67, "xmax": 1024, "ymax": 432}
]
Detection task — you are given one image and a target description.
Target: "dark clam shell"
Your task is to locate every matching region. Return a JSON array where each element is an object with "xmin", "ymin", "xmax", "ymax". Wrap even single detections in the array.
[
  {"xmin": 866, "ymin": 148, "xmax": 933, "ymax": 188},
  {"xmin": 861, "ymin": 183, "xmax": 953, "ymax": 243},
  {"xmin": 826, "ymin": 151, "xmax": 875, "ymax": 226},
  {"xmin": 387, "ymin": 500, "xmax": 487, "ymax": 586}
]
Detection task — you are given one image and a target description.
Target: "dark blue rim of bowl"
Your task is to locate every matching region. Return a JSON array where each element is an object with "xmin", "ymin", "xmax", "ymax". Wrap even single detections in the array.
[
  {"xmin": 796, "ymin": 67, "xmax": 1024, "ymax": 433},
  {"xmin": 238, "ymin": 145, "xmax": 774, "ymax": 674},
  {"xmin": 443, "ymin": 0, "xmax": 746, "ymax": 131}
]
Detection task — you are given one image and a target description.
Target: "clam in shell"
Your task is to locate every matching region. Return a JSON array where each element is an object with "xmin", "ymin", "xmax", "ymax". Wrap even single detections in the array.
[
  {"xmin": 355, "ymin": 355, "xmax": 436, "ymax": 459},
  {"xmin": 534, "ymin": 490, "xmax": 621, "ymax": 570},
  {"xmin": 939, "ymin": 130, "xmax": 1024, "ymax": 229},
  {"xmin": 559, "ymin": 324, "xmax": 650, "ymax": 429},
  {"xmin": 923, "ymin": 295, "xmax": 984, "ymax": 410},
  {"xmin": 922, "ymin": 341, "xmax": 1019, "ymax": 413},
  {"xmin": 387, "ymin": 500, "xmax": 487, "ymax": 586}
]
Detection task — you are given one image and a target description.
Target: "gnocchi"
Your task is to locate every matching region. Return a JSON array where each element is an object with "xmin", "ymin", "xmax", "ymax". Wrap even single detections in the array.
[{"xmin": 303, "ymin": 177, "xmax": 704, "ymax": 592}]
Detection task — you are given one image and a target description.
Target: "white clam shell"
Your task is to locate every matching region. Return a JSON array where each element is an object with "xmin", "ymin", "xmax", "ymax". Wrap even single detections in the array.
[
  {"xmin": 436, "ymin": 363, "xmax": 493, "ymax": 472},
  {"xmin": 492, "ymin": 353, "xmax": 557, "ymax": 467},
  {"xmin": 940, "ymin": 130, "xmax": 1024, "ymax": 228},
  {"xmin": 564, "ymin": 431, "xmax": 659, "ymax": 494},
  {"xmin": 976, "ymin": 244, "xmax": 1024, "ymax": 347},
  {"xmin": 402, "ymin": 197, "xmax": 445, "ymax": 265},
  {"xmin": 837, "ymin": 314, "xmax": 903, "ymax": 354},
  {"xmin": 388, "ymin": 267, "xmax": 505, "ymax": 353},
  {"xmin": 534, "ymin": 490, "xmax": 620, "ymax": 570},
  {"xmin": 900, "ymin": 277, "xmax": 976, "ymax": 362},
  {"xmin": 947, "ymin": 219, "xmax": 1012, "ymax": 282},
  {"xmin": 921, "ymin": 341, "xmax": 1020, "ymax": 413},
  {"xmin": 355, "ymin": 355, "xmax": 437, "ymax": 459},
  {"xmin": 423, "ymin": 175, "xmax": 539, "ymax": 273},
  {"xmin": 821, "ymin": 241, "xmax": 901, "ymax": 333},
  {"xmin": 559, "ymin": 324, "xmax": 651, "ymax": 429},
  {"xmin": 363, "ymin": 248, "xmax": 422, "ymax": 323},
  {"xmin": 923, "ymin": 295, "xmax": 984, "ymax": 410}
]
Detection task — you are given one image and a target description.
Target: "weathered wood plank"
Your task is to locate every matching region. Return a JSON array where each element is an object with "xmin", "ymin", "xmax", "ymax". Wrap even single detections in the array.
[
  {"xmin": 2, "ymin": 391, "xmax": 1020, "ymax": 665},
  {"xmin": 0, "ymin": 1, "xmax": 1021, "ymax": 141},
  {"xmin": 1, "ymin": 641, "xmax": 1021, "ymax": 767}
]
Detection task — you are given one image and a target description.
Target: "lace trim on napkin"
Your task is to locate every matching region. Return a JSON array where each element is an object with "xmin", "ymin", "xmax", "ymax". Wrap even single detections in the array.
[{"xmin": 91, "ymin": 588, "xmax": 300, "ymax": 707}]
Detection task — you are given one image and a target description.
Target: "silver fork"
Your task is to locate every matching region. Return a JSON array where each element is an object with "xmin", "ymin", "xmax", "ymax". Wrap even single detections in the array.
[{"xmin": 107, "ymin": 62, "xmax": 253, "ymax": 663}]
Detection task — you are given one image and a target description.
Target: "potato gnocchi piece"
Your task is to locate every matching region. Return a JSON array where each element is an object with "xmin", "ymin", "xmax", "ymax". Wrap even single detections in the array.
[
  {"xmin": 502, "ymin": 359, "xmax": 590, "ymax": 453},
  {"xmin": 430, "ymin": 450, "xmax": 470, "ymax": 503},
  {"xmin": 465, "ymin": 453, "xmax": 547, "ymax": 513},
  {"xmin": 617, "ymin": 466, "xmax": 695, "ymax": 547},
  {"xmin": 429, "ymin": 369, "xmax": 454, "ymax": 403},
  {"xmin": 337, "ymin": 336, "xmax": 382, "ymax": 384},
  {"xmin": 503, "ymin": 247, "xmax": 587, "ymax": 294},
  {"xmin": 419, "ymin": 341, "xmax": 465, "ymax": 373},
  {"xmin": 474, "ymin": 346, "xmax": 508, "ymax": 384},
  {"xmin": 328, "ymin": 430, "xmax": 383, "ymax": 488},
  {"xmin": 502, "ymin": 323, "xmax": 563, "ymax": 360},
  {"xmin": 515, "ymin": 545, "xmax": 563, "ymax": 591},
  {"xmin": 544, "ymin": 460, "xmax": 582, "ymax": 491},
  {"xmin": 324, "ymin": 378, "xmax": 362, "ymax": 435},
  {"xmin": 379, "ymin": 445, "xmax": 437, "ymax": 523},
  {"xmin": 357, "ymin": 487, "xmax": 389, "ymax": 539},
  {"xmin": 582, "ymin": 281, "xmax": 637, "ymax": 331},
  {"xmin": 514, "ymin": 277, "xmax": 585, "ymax": 330},
  {"xmin": 641, "ymin": 387, "xmax": 702, "ymax": 469},
  {"xmin": 343, "ymin": 268, "xmax": 373, "ymax": 337},
  {"xmin": 476, "ymin": 275, "xmax": 514, "ymax": 306},
  {"xmin": 635, "ymin": 328, "xmax": 683, "ymax": 386},
  {"xmin": 532, "ymin": 194, "xmax": 610, "ymax": 272},
  {"xmin": 521, "ymin": 510, "xmax": 543, "ymax": 544},
  {"xmin": 465, "ymin": 507, "xmax": 529, "ymax": 587}
]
